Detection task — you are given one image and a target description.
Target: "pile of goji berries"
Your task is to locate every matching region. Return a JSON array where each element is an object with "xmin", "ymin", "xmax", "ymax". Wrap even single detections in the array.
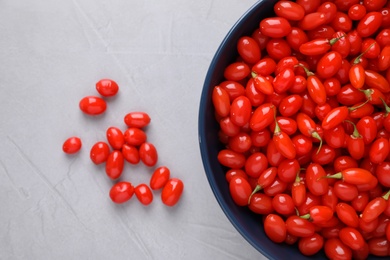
[
  {"xmin": 213, "ymin": 0, "xmax": 390, "ymax": 259},
  {"xmin": 62, "ymin": 79, "xmax": 184, "ymax": 207}
]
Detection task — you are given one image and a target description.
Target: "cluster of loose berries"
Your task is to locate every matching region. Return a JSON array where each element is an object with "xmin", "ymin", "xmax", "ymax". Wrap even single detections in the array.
[
  {"xmin": 213, "ymin": 0, "xmax": 390, "ymax": 259},
  {"xmin": 62, "ymin": 79, "xmax": 183, "ymax": 207}
]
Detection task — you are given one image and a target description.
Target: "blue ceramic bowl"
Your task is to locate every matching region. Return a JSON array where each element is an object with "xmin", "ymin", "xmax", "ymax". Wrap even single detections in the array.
[
  {"xmin": 198, "ymin": 1, "xmax": 308, "ymax": 259},
  {"xmin": 198, "ymin": 1, "xmax": 384, "ymax": 259}
]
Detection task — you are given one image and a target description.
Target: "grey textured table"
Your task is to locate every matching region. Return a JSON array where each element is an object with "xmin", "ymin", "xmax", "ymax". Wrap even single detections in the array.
[{"xmin": 0, "ymin": 0, "xmax": 267, "ymax": 259}]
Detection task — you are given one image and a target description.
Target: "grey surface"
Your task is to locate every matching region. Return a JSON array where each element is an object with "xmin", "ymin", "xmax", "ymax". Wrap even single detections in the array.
[{"xmin": 0, "ymin": 0, "xmax": 267, "ymax": 259}]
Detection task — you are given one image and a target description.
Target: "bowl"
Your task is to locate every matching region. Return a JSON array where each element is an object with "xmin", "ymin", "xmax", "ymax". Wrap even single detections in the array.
[{"xmin": 199, "ymin": 1, "xmax": 373, "ymax": 259}]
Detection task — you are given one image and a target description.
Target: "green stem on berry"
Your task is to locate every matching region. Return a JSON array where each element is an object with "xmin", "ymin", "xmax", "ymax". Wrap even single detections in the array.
[
  {"xmin": 296, "ymin": 63, "xmax": 315, "ymax": 77},
  {"xmin": 311, "ymin": 131, "xmax": 323, "ymax": 154},
  {"xmin": 380, "ymin": 97, "xmax": 390, "ymax": 116},
  {"xmin": 329, "ymin": 34, "xmax": 345, "ymax": 45},
  {"xmin": 344, "ymin": 120, "xmax": 362, "ymax": 139},
  {"xmin": 382, "ymin": 190, "xmax": 390, "ymax": 201},
  {"xmin": 348, "ymin": 99, "xmax": 370, "ymax": 112},
  {"xmin": 352, "ymin": 42, "xmax": 376, "ymax": 65}
]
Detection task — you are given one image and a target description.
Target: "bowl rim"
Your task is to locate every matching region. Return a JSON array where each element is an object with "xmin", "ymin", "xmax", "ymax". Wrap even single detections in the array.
[{"xmin": 198, "ymin": 1, "xmax": 278, "ymax": 259}]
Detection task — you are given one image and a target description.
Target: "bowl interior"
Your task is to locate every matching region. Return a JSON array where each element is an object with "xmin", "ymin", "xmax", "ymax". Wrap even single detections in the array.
[{"xmin": 199, "ymin": 1, "xmax": 339, "ymax": 259}]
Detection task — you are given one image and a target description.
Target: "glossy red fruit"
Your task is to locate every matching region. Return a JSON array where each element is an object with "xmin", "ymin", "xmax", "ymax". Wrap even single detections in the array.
[
  {"xmin": 324, "ymin": 238, "xmax": 352, "ymax": 260},
  {"xmin": 250, "ymin": 129, "xmax": 271, "ymax": 147},
  {"xmin": 252, "ymin": 58, "xmax": 276, "ymax": 76},
  {"xmin": 368, "ymin": 237, "xmax": 389, "ymax": 257},
  {"xmin": 330, "ymin": 168, "xmax": 374, "ymax": 185},
  {"xmin": 369, "ymin": 137, "xmax": 390, "ymax": 164},
  {"xmin": 361, "ymin": 191, "xmax": 390, "ymax": 223},
  {"xmin": 109, "ymin": 182, "xmax": 134, "ymax": 204},
  {"xmin": 306, "ymin": 75, "xmax": 327, "ymax": 105},
  {"xmin": 296, "ymin": 0, "xmax": 321, "ymax": 13},
  {"xmin": 348, "ymin": 4, "xmax": 367, "ymax": 20},
  {"xmin": 62, "ymin": 136, "xmax": 82, "ymax": 154},
  {"xmin": 292, "ymin": 175, "xmax": 306, "ymax": 206},
  {"xmin": 124, "ymin": 112, "xmax": 151, "ymax": 128},
  {"xmin": 250, "ymin": 103, "xmax": 275, "ymax": 131},
  {"xmin": 246, "ymin": 78, "xmax": 266, "ymax": 106},
  {"xmin": 349, "ymin": 63, "xmax": 365, "ymax": 89},
  {"xmin": 321, "ymin": 187, "xmax": 338, "ymax": 212},
  {"xmin": 364, "ymin": 0, "xmax": 387, "ymax": 11},
  {"xmin": 260, "ymin": 17, "xmax": 292, "ymax": 38},
  {"xmin": 219, "ymin": 117, "xmax": 240, "ymax": 137},
  {"xmin": 306, "ymin": 163, "xmax": 328, "ymax": 196},
  {"xmin": 124, "ymin": 128, "xmax": 147, "ymax": 146},
  {"xmin": 269, "ymin": 117, "xmax": 297, "ymax": 136},
  {"xmin": 161, "ymin": 178, "xmax": 184, "ymax": 207},
  {"xmin": 357, "ymin": 12, "xmax": 383, "ymax": 37},
  {"xmin": 134, "ymin": 184, "xmax": 153, "ymax": 206},
  {"xmin": 318, "ymin": 2, "xmax": 338, "ymax": 22},
  {"xmin": 274, "ymin": 1, "xmax": 305, "ymax": 21},
  {"xmin": 228, "ymin": 132, "xmax": 252, "ymax": 153},
  {"xmin": 105, "ymin": 150, "xmax": 124, "ymax": 180},
  {"xmin": 139, "ymin": 142, "xmax": 158, "ymax": 167},
  {"xmin": 79, "ymin": 96, "xmax": 107, "ymax": 115},
  {"xmin": 303, "ymin": 205, "xmax": 334, "ymax": 224},
  {"xmin": 249, "ymin": 167, "xmax": 277, "ymax": 198},
  {"xmin": 347, "ymin": 30, "xmax": 363, "ymax": 56},
  {"xmin": 339, "ymin": 227, "xmax": 365, "ymax": 250},
  {"xmin": 278, "ymin": 95, "xmax": 302, "ymax": 117},
  {"xmin": 249, "ymin": 193, "xmax": 274, "ymax": 215},
  {"xmin": 286, "ymin": 215, "xmax": 315, "ymax": 237},
  {"xmin": 121, "ymin": 144, "xmax": 140, "ymax": 164},
  {"xmin": 212, "ymin": 86, "xmax": 230, "ymax": 117},
  {"xmin": 323, "ymin": 125, "xmax": 345, "ymax": 149},
  {"xmin": 298, "ymin": 233, "xmax": 324, "ymax": 256},
  {"xmin": 229, "ymin": 176, "xmax": 251, "ymax": 206},
  {"xmin": 237, "ymin": 36, "xmax": 261, "ymax": 64},
  {"xmin": 331, "ymin": 11, "xmax": 353, "ymax": 32},
  {"xmin": 365, "ymin": 70, "xmax": 390, "ymax": 93},
  {"xmin": 322, "ymin": 106, "xmax": 349, "ymax": 130},
  {"xmin": 251, "ymin": 29, "xmax": 269, "ymax": 50},
  {"xmin": 219, "ymin": 81, "xmax": 246, "ymax": 101},
  {"xmin": 316, "ymin": 51, "xmax": 343, "ymax": 79},
  {"xmin": 356, "ymin": 116, "xmax": 377, "ymax": 145},
  {"xmin": 336, "ymin": 202, "xmax": 359, "ymax": 227},
  {"xmin": 224, "ymin": 62, "xmax": 250, "ymax": 81},
  {"xmin": 150, "ymin": 166, "xmax": 170, "ymax": 190},
  {"xmin": 300, "ymin": 36, "xmax": 339, "ymax": 56},
  {"xmin": 272, "ymin": 193, "xmax": 295, "ymax": 215},
  {"xmin": 264, "ymin": 214, "xmax": 287, "ymax": 243},
  {"xmin": 252, "ymin": 74, "xmax": 274, "ymax": 95},
  {"xmin": 378, "ymin": 45, "xmax": 390, "ymax": 71},
  {"xmin": 334, "ymin": 181, "xmax": 358, "ymax": 201},
  {"xmin": 273, "ymin": 125, "xmax": 296, "ymax": 160},
  {"xmin": 292, "ymin": 134, "xmax": 313, "ymax": 156},
  {"xmin": 296, "ymin": 112, "xmax": 322, "ymax": 145},
  {"xmin": 307, "ymin": 25, "xmax": 335, "ymax": 40},
  {"xmin": 230, "ymin": 96, "xmax": 252, "ymax": 127},
  {"xmin": 264, "ymin": 177, "xmax": 288, "ymax": 197},
  {"xmin": 273, "ymin": 67, "xmax": 295, "ymax": 93},
  {"xmin": 298, "ymin": 12, "xmax": 327, "ymax": 31},
  {"xmin": 376, "ymin": 162, "xmax": 390, "ymax": 187},
  {"xmin": 245, "ymin": 152, "xmax": 268, "ymax": 178},
  {"xmin": 218, "ymin": 149, "xmax": 246, "ymax": 169},
  {"xmin": 90, "ymin": 141, "xmax": 110, "ymax": 164},
  {"xmin": 266, "ymin": 38, "xmax": 292, "ymax": 61},
  {"xmin": 226, "ymin": 169, "xmax": 248, "ymax": 183},
  {"xmin": 96, "ymin": 79, "xmax": 119, "ymax": 97},
  {"xmin": 106, "ymin": 126, "xmax": 125, "ymax": 150}
]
